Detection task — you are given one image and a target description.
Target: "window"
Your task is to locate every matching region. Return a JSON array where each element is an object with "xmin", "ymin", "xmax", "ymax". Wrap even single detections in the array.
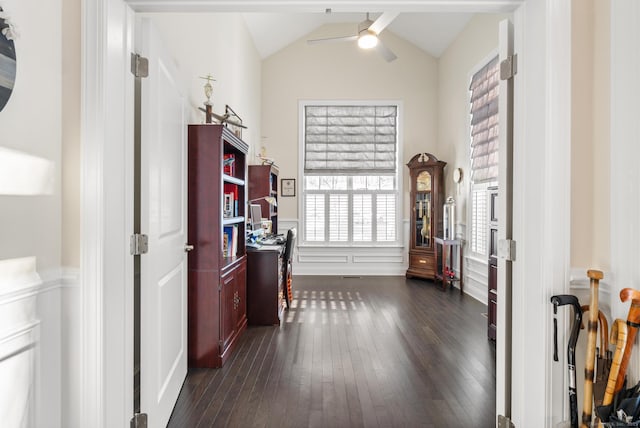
[
  {"xmin": 469, "ymin": 55, "xmax": 499, "ymax": 257},
  {"xmin": 302, "ymin": 104, "xmax": 399, "ymax": 245},
  {"xmin": 469, "ymin": 183, "xmax": 489, "ymax": 254}
]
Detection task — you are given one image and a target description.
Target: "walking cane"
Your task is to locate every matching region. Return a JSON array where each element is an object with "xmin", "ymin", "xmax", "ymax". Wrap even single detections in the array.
[
  {"xmin": 551, "ymin": 295, "xmax": 582, "ymax": 428},
  {"xmin": 582, "ymin": 269, "xmax": 603, "ymax": 428},
  {"xmin": 603, "ymin": 319, "xmax": 628, "ymax": 406},
  {"xmin": 613, "ymin": 288, "xmax": 640, "ymax": 395},
  {"xmin": 595, "ymin": 319, "xmax": 628, "ymax": 426},
  {"xmin": 581, "ymin": 305, "xmax": 611, "ymax": 407}
]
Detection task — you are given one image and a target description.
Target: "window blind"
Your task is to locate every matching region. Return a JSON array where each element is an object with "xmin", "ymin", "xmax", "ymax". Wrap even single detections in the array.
[
  {"xmin": 469, "ymin": 56, "xmax": 499, "ymax": 183},
  {"xmin": 470, "ymin": 186, "xmax": 488, "ymax": 255},
  {"xmin": 304, "ymin": 105, "xmax": 397, "ymax": 175}
]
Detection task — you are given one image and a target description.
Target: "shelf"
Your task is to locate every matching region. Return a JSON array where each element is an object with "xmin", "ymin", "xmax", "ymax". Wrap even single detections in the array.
[
  {"xmin": 223, "ymin": 216, "xmax": 245, "ymax": 225},
  {"xmin": 223, "ymin": 174, "xmax": 245, "ymax": 186}
]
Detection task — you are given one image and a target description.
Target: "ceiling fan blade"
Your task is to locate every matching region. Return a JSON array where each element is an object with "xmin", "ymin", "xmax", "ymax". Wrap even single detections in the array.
[
  {"xmin": 375, "ymin": 41, "xmax": 397, "ymax": 62},
  {"xmin": 307, "ymin": 35, "xmax": 358, "ymax": 45},
  {"xmin": 368, "ymin": 12, "xmax": 399, "ymax": 35}
]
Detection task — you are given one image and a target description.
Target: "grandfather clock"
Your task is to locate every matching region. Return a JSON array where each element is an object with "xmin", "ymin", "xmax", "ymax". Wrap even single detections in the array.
[{"xmin": 406, "ymin": 153, "xmax": 446, "ymax": 280}]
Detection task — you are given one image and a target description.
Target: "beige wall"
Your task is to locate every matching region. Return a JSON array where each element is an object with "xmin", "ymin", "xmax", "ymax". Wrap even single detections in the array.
[
  {"xmin": 62, "ymin": 0, "xmax": 81, "ymax": 268},
  {"xmin": 0, "ymin": 0, "xmax": 62, "ymax": 273},
  {"xmin": 571, "ymin": 0, "xmax": 610, "ymax": 270},
  {"xmin": 261, "ymin": 23, "xmax": 439, "ymax": 220},
  {"xmin": 142, "ymin": 13, "xmax": 262, "ymax": 161},
  {"xmin": 437, "ymin": 13, "xmax": 508, "ymax": 226}
]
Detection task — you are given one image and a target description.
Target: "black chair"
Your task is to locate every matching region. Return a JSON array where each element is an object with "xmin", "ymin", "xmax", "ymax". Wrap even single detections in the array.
[{"xmin": 282, "ymin": 228, "xmax": 296, "ymax": 309}]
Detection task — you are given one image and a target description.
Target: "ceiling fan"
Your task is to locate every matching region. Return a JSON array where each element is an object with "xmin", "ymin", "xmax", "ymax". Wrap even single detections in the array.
[{"xmin": 307, "ymin": 12, "xmax": 399, "ymax": 62}]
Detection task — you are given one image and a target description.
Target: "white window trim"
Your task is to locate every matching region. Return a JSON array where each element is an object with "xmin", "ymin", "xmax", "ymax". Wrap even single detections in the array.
[{"xmin": 298, "ymin": 100, "xmax": 403, "ymax": 247}]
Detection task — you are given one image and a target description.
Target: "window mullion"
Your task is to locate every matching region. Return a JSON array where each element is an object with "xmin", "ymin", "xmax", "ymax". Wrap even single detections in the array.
[
  {"xmin": 323, "ymin": 191, "xmax": 330, "ymax": 242},
  {"xmin": 371, "ymin": 191, "xmax": 377, "ymax": 242}
]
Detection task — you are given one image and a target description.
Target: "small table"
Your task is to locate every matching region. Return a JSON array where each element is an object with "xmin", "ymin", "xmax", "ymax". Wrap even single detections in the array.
[{"xmin": 434, "ymin": 237, "xmax": 464, "ymax": 294}]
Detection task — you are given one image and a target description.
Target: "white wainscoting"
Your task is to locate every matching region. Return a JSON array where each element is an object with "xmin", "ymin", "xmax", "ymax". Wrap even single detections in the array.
[
  {"xmin": 0, "ymin": 258, "xmax": 72, "ymax": 428},
  {"xmin": 279, "ymin": 219, "xmax": 408, "ymax": 276},
  {"xmin": 464, "ymin": 255, "xmax": 488, "ymax": 304}
]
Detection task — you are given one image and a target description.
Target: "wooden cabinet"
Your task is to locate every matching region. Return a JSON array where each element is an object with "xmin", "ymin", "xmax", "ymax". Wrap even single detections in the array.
[
  {"xmin": 406, "ymin": 153, "xmax": 446, "ymax": 280},
  {"xmin": 220, "ymin": 262, "xmax": 247, "ymax": 361},
  {"xmin": 187, "ymin": 124, "xmax": 248, "ymax": 368},
  {"xmin": 248, "ymin": 165, "xmax": 279, "ymax": 233},
  {"xmin": 246, "ymin": 245, "xmax": 285, "ymax": 325}
]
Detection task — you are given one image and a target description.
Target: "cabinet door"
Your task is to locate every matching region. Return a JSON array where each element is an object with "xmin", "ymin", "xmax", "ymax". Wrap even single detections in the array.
[
  {"xmin": 220, "ymin": 270, "xmax": 236, "ymax": 352},
  {"xmin": 234, "ymin": 262, "xmax": 247, "ymax": 330},
  {"xmin": 414, "ymin": 170, "xmax": 433, "ymax": 248}
]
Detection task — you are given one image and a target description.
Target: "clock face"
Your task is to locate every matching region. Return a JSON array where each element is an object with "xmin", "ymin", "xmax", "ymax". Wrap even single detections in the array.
[{"xmin": 453, "ymin": 168, "xmax": 463, "ymax": 184}]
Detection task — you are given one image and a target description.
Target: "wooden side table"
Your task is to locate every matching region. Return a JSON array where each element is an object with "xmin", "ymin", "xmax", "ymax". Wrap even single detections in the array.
[{"xmin": 434, "ymin": 237, "xmax": 464, "ymax": 294}]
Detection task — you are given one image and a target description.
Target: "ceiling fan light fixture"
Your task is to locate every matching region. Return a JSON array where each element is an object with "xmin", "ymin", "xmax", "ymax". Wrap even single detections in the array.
[{"xmin": 357, "ymin": 31, "xmax": 378, "ymax": 49}]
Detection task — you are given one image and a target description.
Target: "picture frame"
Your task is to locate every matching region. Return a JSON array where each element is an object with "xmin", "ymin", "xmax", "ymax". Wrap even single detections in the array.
[
  {"xmin": 281, "ymin": 178, "xmax": 296, "ymax": 197},
  {"xmin": 223, "ymin": 193, "xmax": 233, "ymax": 217}
]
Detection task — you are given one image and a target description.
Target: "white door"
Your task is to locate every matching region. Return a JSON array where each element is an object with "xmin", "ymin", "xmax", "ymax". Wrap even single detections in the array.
[
  {"xmin": 138, "ymin": 17, "xmax": 188, "ymax": 428},
  {"xmin": 496, "ymin": 18, "xmax": 515, "ymax": 423}
]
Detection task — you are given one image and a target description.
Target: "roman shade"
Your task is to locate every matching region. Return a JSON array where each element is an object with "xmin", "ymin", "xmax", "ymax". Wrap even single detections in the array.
[
  {"xmin": 469, "ymin": 55, "xmax": 499, "ymax": 183},
  {"xmin": 304, "ymin": 105, "xmax": 397, "ymax": 175}
]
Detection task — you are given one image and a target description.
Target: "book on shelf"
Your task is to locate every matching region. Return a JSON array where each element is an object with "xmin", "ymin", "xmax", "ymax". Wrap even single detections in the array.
[
  {"xmin": 223, "ymin": 226, "xmax": 230, "ymax": 257},
  {"xmin": 231, "ymin": 225, "xmax": 238, "ymax": 257},
  {"xmin": 222, "ymin": 225, "xmax": 239, "ymax": 258},
  {"xmin": 224, "ymin": 183, "xmax": 240, "ymax": 217},
  {"xmin": 223, "ymin": 154, "xmax": 235, "ymax": 176}
]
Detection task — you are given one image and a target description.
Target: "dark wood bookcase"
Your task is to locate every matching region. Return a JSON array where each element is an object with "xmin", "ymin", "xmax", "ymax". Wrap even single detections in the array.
[
  {"xmin": 248, "ymin": 164, "xmax": 279, "ymax": 234},
  {"xmin": 406, "ymin": 153, "xmax": 446, "ymax": 281},
  {"xmin": 187, "ymin": 124, "xmax": 248, "ymax": 368}
]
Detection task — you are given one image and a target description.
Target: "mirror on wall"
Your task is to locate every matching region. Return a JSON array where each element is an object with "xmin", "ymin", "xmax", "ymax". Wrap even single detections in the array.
[{"xmin": 0, "ymin": 5, "xmax": 16, "ymax": 112}]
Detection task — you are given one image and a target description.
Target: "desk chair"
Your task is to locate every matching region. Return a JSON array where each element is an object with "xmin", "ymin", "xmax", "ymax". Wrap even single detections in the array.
[{"xmin": 283, "ymin": 228, "xmax": 296, "ymax": 309}]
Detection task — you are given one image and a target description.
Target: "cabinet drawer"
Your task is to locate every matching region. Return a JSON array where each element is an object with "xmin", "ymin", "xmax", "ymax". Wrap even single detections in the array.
[
  {"xmin": 410, "ymin": 254, "xmax": 434, "ymax": 266},
  {"xmin": 409, "ymin": 254, "xmax": 435, "ymax": 275}
]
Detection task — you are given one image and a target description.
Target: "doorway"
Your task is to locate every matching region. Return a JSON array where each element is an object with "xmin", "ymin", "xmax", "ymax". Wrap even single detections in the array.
[{"xmin": 80, "ymin": 1, "xmax": 570, "ymax": 427}]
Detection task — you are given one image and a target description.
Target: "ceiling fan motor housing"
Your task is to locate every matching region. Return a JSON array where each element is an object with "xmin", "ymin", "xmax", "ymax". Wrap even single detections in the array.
[{"xmin": 358, "ymin": 18, "xmax": 375, "ymax": 35}]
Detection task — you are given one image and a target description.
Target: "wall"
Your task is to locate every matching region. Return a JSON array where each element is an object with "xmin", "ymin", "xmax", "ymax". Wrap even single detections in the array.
[
  {"xmin": 571, "ymin": 0, "xmax": 610, "ymax": 272},
  {"xmin": 262, "ymin": 23, "xmax": 438, "ymax": 221},
  {"xmin": 436, "ymin": 13, "xmax": 508, "ymax": 302},
  {"xmin": 141, "ymin": 12, "xmax": 262, "ymax": 161},
  {"xmin": 261, "ymin": 23, "xmax": 438, "ymax": 275},
  {"xmin": 0, "ymin": 0, "xmax": 64, "ymax": 426}
]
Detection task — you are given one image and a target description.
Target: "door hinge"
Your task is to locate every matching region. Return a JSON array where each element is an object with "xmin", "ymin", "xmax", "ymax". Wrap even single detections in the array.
[
  {"xmin": 500, "ymin": 54, "xmax": 518, "ymax": 80},
  {"xmin": 130, "ymin": 413, "xmax": 148, "ymax": 428},
  {"xmin": 498, "ymin": 415, "xmax": 515, "ymax": 428},
  {"xmin": 131, "ymin": 53, "xmax": 149, "ymax": 78},
  {"xmin": 498, "ymin": 239, "xmax": 516, "ymax": 261},
  {"xmin": 130, "ymin": 234, "xmax": 149, "ymax": 256}
]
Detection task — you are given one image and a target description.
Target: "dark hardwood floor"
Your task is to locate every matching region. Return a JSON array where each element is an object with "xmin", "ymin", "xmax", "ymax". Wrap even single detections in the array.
[{"xmin": 168, "ymin": 276, "xmax": 496, "ymax": 427}]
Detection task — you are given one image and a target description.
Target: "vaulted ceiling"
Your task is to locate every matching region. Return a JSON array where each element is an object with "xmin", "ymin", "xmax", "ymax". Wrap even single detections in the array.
[
  {"xmin": 241, "ymin": 12, "xmax": 474, "ymax": 59},
  {"xmin": 127, "ymin": 1, "xmax": 521, "ymax": 60}
]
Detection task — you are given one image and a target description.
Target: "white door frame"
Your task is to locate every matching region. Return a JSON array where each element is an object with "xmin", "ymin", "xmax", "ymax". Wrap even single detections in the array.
[{"xmin": 80, "ymin": 1, "xmax": 571, "ymax": 427}]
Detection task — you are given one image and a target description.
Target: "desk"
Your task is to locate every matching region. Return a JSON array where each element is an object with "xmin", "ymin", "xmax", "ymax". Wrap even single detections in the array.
[
  {"xmin": 434, "ymin": 237, "xmax": 464, "ymax": 294},
  {"xmin": 246, "ymin": 244, "xmax": 285, "ymax": 325}
]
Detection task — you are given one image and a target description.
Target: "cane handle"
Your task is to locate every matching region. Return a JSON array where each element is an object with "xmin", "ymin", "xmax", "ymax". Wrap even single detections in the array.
[
  {"xmin": 588, "ymin": 269, "xmax": 604, "ymax": 281},
  {"xmin": 620, "ymin": 287, "xmax": 640, "ymax": 305}
]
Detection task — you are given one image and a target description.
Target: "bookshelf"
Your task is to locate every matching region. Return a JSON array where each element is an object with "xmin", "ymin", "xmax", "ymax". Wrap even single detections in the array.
[
  {"xmin": 187, "ymin": 124, "xmax": 248, "ymax": 368},
  {"xmin": 248, "ymin": 164, "xmax": 279, "ymax": 234}
]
